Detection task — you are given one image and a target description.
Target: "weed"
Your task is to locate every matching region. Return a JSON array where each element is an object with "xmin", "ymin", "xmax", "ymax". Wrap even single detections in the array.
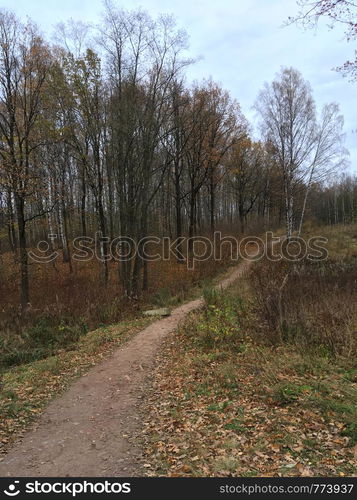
[{"xmin": 272, "ymin": 383, "xmax": 312, "ymax": 405}]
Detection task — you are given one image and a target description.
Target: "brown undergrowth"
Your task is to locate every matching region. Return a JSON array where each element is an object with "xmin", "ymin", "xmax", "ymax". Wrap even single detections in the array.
[{"xmin": 141, "ymin": 228, "xmax": 357, "ymax": 476}]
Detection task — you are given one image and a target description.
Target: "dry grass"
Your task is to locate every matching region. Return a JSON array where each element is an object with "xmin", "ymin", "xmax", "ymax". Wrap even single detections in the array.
[
  {"xmin": 141, "ymin": 282, "xmax": 357, "ymax": 477},
  {"xmin": 140, "ymin": 226, "xmax": 357, "ymax": 477},
  {"xmin": 0, "ymin": 245, "xmax": 232, "ymax": 371},
  {"xmin": 251, "ymin": 257, "xmax": 357, "ymax": 357}
]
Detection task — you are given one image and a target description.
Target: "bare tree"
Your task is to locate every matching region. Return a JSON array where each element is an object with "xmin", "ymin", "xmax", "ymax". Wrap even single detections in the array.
[
  {"xmin": 0, "ymin": 10, "xmax": 51, "ymax": 309},
  {"xmin": 287, "ymin": 0, "xmax": 357, "ymax": 79},
  {"xmin": 255, "ymin": 67, "xmax": 346, "ymax": 238},
  {"xmin": 227, "ymin": 139, "xmax": 267, "ymax": 233},
  {"xmin": 298, "ymin": 102, "xmax": 347, "ymax": 234},
  {"xmin": 255, "ymin": 68, "xmax": 317, "ymax": 238},
  {"xmin": 101, "ymin": 3, "xmax": 190, "ymax": 296}
]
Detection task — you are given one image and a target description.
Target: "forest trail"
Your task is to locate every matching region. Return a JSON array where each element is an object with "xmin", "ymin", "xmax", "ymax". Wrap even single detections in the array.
[{"xmin": 0, "ymin": 258, "xmax": 254, "ymax": 477}]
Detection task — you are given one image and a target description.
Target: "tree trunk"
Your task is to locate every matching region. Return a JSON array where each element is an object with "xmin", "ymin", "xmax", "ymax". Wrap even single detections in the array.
[
  {"xmin": 142, "ymin": 258, "xmax": 148, "ymax": 291},
  {"xmin": 7, "ymin": 189, "xmax": 17, "ymax": 254},
  {"xmin": 285, "ymin": 194, "xmax": 294, "ymax": 239},
  {"xmin": 61, "ymin": 199, "xmax": 73, "ymax": 273},
  {"xmin": 209, "ymin": 166, "xmax": 215, "ymax": 234},
  {"xmin": 188, "ymin": 189, "xmax": 196, "ymax": 256},
  {"xmin": 15, "ymin": 193, "xmax": 29, "ymax": 310},
  {"xmin": 80, "ymin": 160, "xmax": 87, "ymax": 237},
  {"xmin": 97, "ymin": 197, "xmax": 109, "ymax": 285},
  {"xmin": 174, "ymin": 162, "xmax": 184, "ymax": 262}
]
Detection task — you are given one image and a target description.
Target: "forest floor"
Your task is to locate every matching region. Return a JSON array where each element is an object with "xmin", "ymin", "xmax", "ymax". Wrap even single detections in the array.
[
  {"xmin": 140, "ymin": 226, "xmax": 357, "ymax": 477},
  {"xmin": 0, "ymin": 257, "xmax": 253, "ymax": 476},
  {"xmin": 1, "ymin": 226, "xmax": 356, "ymax": 477}
]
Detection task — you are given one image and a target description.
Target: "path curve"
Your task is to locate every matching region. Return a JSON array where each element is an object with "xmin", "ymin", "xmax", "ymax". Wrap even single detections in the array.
[{"xmin": 0, "ymin": 259, "xmax": 253, "ymax": 477}]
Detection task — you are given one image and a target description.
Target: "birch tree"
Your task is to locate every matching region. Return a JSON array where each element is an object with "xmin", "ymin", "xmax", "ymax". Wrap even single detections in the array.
[
  {"xmin": 255, "ymin": 68, "xmax": 316, "ymax": 238},
  {"xmin": 255, "ymin": 67, "xmax": 346, "ymax": 238}
]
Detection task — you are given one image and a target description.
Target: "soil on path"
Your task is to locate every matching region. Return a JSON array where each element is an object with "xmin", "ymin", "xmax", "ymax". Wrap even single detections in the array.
[{"xmin": 0, "ymin": 259, "xmax": 253, "ymax": 477}]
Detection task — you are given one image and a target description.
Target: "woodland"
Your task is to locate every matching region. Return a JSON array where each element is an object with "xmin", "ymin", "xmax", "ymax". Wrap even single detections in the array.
[{"xmin": 0, "ymin": 1, "xmax": 356, "ymax": 477}]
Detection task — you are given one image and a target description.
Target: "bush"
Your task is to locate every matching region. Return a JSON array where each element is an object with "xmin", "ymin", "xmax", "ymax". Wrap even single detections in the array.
[
  {"xmin": 183, "ymin": 289, "xmax": 246, "ymax": 350},
  {"xmin": 250, "ymin": 258, "xmax": 357, "ymax": 356},
  {"xmin": 0, "ymin": 315, "xmax": 88, "ymax": 370}
]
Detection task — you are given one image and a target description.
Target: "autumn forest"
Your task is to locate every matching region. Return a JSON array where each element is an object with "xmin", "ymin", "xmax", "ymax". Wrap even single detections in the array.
[{"xmin": 0, "ymin": 0, "xmax": 356, "ymax": 481}]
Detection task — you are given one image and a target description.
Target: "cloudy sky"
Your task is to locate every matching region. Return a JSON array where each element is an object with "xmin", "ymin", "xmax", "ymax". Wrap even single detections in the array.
[{"xmin": 3, "ymin": 0, "xmax": 356, "ymax": 172}]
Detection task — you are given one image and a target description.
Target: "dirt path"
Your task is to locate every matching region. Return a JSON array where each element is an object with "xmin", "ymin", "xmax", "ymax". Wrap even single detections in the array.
[{"xmin": 0, "ymin": 259, "xmax": 253, "ymax": 477}]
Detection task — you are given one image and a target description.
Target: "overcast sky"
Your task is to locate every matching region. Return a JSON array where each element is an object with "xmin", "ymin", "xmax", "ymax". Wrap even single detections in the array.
[{"xmin": 3, "ymin": 0, "xmax": 356, "ymax": 172}]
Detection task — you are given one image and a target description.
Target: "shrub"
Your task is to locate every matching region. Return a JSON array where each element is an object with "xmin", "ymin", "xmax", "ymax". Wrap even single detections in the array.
[
  {"xmin": 250, "ymin": 258, "xmax": 357, "ymax": 356},
  {"xmin": 0, "ymin": 315, "xmax": 88, "ymax": 370},
  {"xmin": 184, "ymin": 289, "xmax": 246, "ymax": 350}
]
